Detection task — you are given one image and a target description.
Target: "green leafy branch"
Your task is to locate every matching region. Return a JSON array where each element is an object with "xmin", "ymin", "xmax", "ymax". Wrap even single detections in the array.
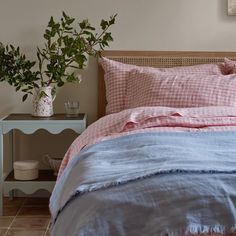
[
  {"xmin": 0, "ymin": 12, "xmax": 117, "ymax": 101},
  {"xmin": 37, "ymin": 12, "xmax": 117, "ymax": 88},
  {"xmin": 0, "ymin": 43, "xmax": 39, "ymax": 101}
]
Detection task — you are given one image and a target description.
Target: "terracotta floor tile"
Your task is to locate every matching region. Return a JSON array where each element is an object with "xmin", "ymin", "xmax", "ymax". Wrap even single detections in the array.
[
  {"xmin": 23, "ymin": 198, "xmax": 49, "ymax": 206},
  {"xmin": 0, "ymin": 228, "xmax": 7, "ymax": 236},
  {"xmin": 2, "ymin": 197, "xmax": 51, "ymax": 236},
  {"xmin": 11, "ymin": 217, "xmax": 50, "ymax": 229},
  {"xmin": 47, "ymin": 220, "xmax": 52, "ymax": 229},
  {"xmin": 45, "ymin": 230, "xmax": 51, "ymax": 236},
  {"xmin": 18, "ymin": 206, "xmax": 50, "ymax": 216},
  {"xmin": 5, "ymin": 229, "xmax": 45, "ymax": 236},
  {"xmin": 3, "ymin": 198, "xmax": 25, "ymax": 207},
  {"xmin": 0, "ymin": 216, "xmax": 14, "ymax": 227},
  {"xmin": 3, "ymin": 206, "xmax": 20, "ymax": 216}
]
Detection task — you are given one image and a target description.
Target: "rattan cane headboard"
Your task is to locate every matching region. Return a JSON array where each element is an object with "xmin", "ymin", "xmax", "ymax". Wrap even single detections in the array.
[{"xmin": 98, "ymin": 51, "xmax": 236, "ymax": 118}]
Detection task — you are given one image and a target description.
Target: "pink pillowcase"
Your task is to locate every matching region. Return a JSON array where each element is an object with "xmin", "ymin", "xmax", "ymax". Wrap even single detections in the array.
[
  {"xmin": 100, "ymin": 57, "xmax": 222, "ymax": 114},
  {"xmin": 220, "ymin": 58, "xmax": 236, "ymax": 75},
  {"xmin": 125, "ymin": 70, "xmax": 236, "ymax": 109}
]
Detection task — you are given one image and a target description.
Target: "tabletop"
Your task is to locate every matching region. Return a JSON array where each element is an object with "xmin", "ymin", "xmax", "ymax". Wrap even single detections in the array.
[{"xmin": 3, "ymin": 113, "xmax": 86, "ymax": 121}]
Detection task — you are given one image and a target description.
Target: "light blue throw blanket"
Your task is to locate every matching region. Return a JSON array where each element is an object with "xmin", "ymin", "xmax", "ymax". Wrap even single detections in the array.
[{"xmin": 50, "ymin": 131, "xmax": 236, "ymax": 236}]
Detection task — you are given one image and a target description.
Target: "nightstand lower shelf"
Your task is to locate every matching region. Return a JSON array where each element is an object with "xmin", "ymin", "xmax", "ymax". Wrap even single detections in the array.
[
  {"xmin": 4, "ymin": 170, "xmax": 56, "ymax": 195},
  {"xmin": 0, "ymin": 113, "xmax": 87, "ymax": 215}
]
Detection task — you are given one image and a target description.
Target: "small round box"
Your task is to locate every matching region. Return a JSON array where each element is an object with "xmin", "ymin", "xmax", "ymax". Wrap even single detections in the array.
[{"xmin": 13, "ymin": 160, "xmax": 39, "ymax": 180}]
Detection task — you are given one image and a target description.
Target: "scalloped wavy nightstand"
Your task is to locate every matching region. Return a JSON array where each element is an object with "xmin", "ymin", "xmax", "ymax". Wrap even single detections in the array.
[{"xmin": 0, "ymin": 113, "xmax": 87, "ymax": 216}]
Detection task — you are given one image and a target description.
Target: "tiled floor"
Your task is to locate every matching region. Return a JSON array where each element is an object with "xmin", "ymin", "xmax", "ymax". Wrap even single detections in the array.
[{"xmin": 0, "ymin": 197, "xmax": 50, "ymax": 236}]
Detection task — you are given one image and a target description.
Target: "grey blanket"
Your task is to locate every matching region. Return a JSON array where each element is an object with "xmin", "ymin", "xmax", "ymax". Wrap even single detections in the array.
[{"xmin": 50, "ymin": 131, "xmax": 236, "ymax": 236}]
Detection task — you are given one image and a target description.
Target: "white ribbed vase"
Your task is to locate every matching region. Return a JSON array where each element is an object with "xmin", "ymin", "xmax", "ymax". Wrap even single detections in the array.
[{"xmin": 32, "ymin": 86, "xmax": 55, "ymax": 117}]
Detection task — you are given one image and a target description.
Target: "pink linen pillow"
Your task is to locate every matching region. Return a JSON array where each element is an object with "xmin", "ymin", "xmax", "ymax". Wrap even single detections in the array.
[
  {"xmin": 158, "ymin": 63, "xmax": 222, "ymax": 75},
  {"xmin": 125, "ymin": 70, "xmax": 236, "ymax": 109},
  {"xmin": 100, "ymin": 57, "xmax": 223, "ymax": 114},
  {"xmin": 100, "ymin": 58, "xmax": 137, "ymax": 114},
  {"xmin": 220, "ymin": 58, "xmax": 236, "ymax": 75}
]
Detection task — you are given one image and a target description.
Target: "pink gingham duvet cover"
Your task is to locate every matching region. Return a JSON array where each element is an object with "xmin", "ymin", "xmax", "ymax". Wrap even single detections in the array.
[{"xmin": 59, "ymin": 106, "xmax": 236, "ymax": 177}]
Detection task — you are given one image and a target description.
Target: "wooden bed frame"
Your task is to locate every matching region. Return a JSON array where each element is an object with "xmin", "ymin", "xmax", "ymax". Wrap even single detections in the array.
[{"xmin": 98, "ymin": 51, "xmax": 236, "ymax": 119}]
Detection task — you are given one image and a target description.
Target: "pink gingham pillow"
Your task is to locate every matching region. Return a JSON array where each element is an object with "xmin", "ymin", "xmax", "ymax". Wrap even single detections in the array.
[
  {"xmin": 125, "ymin": 70, "xmax": 236, "ymax": 109},
  {"xmin": 100, "ymin": 57, "xmax": 222, "ymax": 114},
  {"xmin": 220, "ymin": 58, "xmax": 236, "ymax": 75},
  {"xmin": 158, "ymin": 63, "xmax": 222, "ymax": 75},
  {"xmin": 100, "ymin": 58, "xmax": 137, "ymax": 114}
]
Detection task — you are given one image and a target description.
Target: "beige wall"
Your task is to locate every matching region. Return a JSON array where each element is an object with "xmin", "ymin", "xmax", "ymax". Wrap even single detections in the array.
[
  {"xmin": 0, "ymin": 0, "xmax": 236, "ymax": 174},
  {"xmin": 1, "ymin": 0, "xmax": 236, "ymax": 121}
]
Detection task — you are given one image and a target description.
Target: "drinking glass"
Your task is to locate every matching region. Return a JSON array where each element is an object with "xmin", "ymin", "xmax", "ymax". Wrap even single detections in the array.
[{"xmin": 65, "ymin": 101, "xmax": 80, "ymax": 117}]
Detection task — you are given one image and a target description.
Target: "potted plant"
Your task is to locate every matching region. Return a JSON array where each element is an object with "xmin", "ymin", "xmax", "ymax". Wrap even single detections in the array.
[{"xmin": 0, "ymin": 12, "xmax": 116, "ymax": 117}]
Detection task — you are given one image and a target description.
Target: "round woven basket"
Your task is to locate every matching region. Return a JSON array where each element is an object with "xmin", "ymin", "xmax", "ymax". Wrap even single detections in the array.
[{"xmin": 43, "ymin": 155, "xmax": 62, "ymax": 176}]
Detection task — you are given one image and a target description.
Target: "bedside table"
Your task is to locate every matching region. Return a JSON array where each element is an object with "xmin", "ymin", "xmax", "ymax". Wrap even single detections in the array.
[{"xmin": 0, "ymin": 113, "xmax": 87, "ymax": 215}]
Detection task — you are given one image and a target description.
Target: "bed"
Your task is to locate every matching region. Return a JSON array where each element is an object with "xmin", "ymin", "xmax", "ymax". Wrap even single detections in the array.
[{"xmin": 50, "ymin": 51, "xmax": 236, "ymax": 236}]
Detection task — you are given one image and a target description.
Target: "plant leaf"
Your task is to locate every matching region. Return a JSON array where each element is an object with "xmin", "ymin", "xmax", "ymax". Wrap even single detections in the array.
[{"xmin": 22, "ymin": 94, "xmax": 28, "ymax": 102}]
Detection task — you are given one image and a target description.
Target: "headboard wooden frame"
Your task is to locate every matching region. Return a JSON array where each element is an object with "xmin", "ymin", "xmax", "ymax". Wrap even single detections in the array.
[{"xmin": 98, "ymin": 50, "xmax": 236, "ymax": 118}]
